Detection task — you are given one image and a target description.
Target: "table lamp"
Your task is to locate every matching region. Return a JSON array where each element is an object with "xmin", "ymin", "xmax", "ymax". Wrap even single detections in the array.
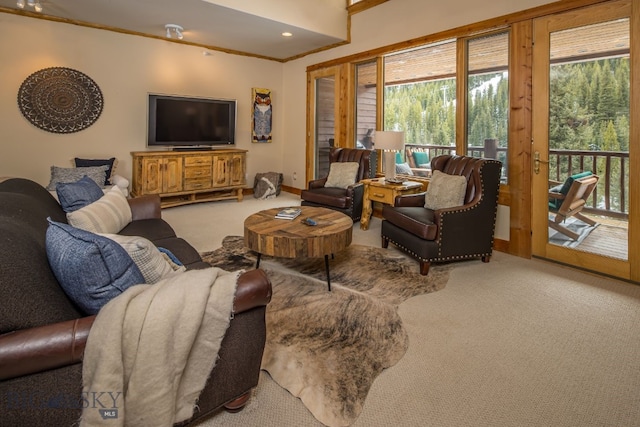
[{"xmin": 375, "ymin": 131, "xmax": 405, "ymax": 182}]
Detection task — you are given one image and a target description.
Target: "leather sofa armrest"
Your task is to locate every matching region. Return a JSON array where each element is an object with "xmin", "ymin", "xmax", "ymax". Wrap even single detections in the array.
[
  {"xmin": 233, "ymin": 269, "xmax": 272, "ymax": 314},
  {"xmin": 394, "ymin": 192, "xmax": 427, "ymax": 207},
  {"xmin": 0, "ymin": 270, "xmax": 271, "ymax": 382},
  {"xmin": 308, "ymin": 178, "xmax": 328, "ymax": 189},
  {"xmin": 128, "ymin": 194, "xmax": 162, "ymax": 220},
  {"xmin": 0, "ymin": 315, "xmax": 96, "ymax": 381}
]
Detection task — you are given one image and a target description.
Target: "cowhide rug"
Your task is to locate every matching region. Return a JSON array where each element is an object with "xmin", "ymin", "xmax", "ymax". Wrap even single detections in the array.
[{"xmin": 201, "ymin": 236, "xmax": 451, "ymax": 427}]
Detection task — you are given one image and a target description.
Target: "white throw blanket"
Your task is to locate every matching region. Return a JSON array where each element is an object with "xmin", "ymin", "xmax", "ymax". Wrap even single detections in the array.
[{"xmin": 80, "ymin": 267, "xmax": 239, "ymax": 427}]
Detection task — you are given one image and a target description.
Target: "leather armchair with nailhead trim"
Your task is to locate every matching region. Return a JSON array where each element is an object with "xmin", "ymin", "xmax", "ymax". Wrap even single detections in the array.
[{"xmin": 381, "ymin": 155, "xmax": 502, "ymax": 275}]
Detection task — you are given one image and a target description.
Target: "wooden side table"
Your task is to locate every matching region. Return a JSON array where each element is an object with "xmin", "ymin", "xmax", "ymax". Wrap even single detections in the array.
[{"xmin": 360, "ymin": 178, "xmax": 426, "ymax": 230}]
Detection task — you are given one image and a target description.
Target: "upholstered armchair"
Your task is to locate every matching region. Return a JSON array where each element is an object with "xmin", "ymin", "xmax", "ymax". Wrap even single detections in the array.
[
  {"xmin": 301, "ymin": 148, "xmax": 377, "ymax": 222},
  {"xmin": 381, "ymin": 155, "xmax": 502, "ymax": 275}
]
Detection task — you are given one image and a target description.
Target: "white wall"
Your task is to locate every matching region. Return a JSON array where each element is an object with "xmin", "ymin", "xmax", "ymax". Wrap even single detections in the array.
[{"xmin": 0, "ymin": 13, "xmax": 284, "ymax": 187}]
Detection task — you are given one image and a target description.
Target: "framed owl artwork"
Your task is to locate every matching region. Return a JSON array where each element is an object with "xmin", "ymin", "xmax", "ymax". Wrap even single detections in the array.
[{"xmin": 252, "ymin": 88, "xmax": 272, "ymax": 143}]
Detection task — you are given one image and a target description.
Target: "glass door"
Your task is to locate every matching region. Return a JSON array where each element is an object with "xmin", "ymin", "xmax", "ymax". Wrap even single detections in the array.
[
  {"xmin": 354, "ymin": 60, "xmax": 377, "ymax": 150},
  {"xmin": 532, "ymin": 0, "xmax": 635, "ymax": 280},
  {"xmin": 307, "ymin": 67, "xmax": 341, "ymax": 181}
]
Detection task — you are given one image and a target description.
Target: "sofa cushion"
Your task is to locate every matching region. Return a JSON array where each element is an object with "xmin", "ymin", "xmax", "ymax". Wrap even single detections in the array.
[
  {"xmin": 0, "ymin": 217, "xmax": 82, "ymax": 333},
  {"xmin": 74, "ymin": 157, "xmax": 117, "ymax": 185},
  {"xmin": 67, "ymin": 186, "xmax": 132, "ymax": 234},
  {"xmin": 153, "ymin": 237, "xmax": 203, "ymax": 267},
  {"xmin": 119, "ymin": 218, "xmax": 177, "ymax": 242},
  {"xmin": 46, "ymin": 165, "xmax": 108, "ymax": 190},
  {"xmin": 0, "ymin": 178, "xmax": 67, "ymax": 224},
  {"xmin": 324, "ymin": 162, "xmax": 359, "ymax": 189},
  {"xmin": 424, "ymin": 170, "xmax": 467, "ymax": 210},
  {"xmin": 100, "ymin": 233, "xmax": 185, "ymax": 283},
  {"xmin": 45, "ymin": 219, "xmax": 144, "ymax": 315},
  {"xmin": 382, "ymin": 205, "xmax": 438, "ymax": 240},
  {"xmin": 56, "ymin": 176, "xmax": 105, "ymax": 213},
  {"xmin": 299, "ymin": 187, "xmax": 351, "ymax": 209}
]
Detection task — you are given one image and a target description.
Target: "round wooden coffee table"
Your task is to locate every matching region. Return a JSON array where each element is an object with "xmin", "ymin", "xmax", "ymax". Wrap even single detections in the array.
[{"xmin": 244, "ymin": 206, "xmax": 353, "ymax": 291}]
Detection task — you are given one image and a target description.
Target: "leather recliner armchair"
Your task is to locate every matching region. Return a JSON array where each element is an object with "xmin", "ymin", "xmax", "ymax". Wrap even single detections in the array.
[
  {"xmin": 381, "ymin": 155, "xmax": 502, "ymax": 275},
  {"xmin": 300, "ymin": 147, "xmax": 377, "ymax": 222}
]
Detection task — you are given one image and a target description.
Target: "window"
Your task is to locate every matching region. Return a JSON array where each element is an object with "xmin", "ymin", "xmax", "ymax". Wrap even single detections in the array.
[
  {"xmin": 383, "ymin": 40, "xmax": 457, "ymax": 162},
  {"xmin": 466, "ymin": 31, "xmax": 510, "ymax": 181}
]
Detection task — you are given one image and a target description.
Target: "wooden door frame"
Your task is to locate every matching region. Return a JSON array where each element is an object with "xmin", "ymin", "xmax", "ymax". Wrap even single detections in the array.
[
  {"xmin": 306, "ymin": 65, "xmax": 350, "ymax": 184},
  {"xmin": 531, "ymin": 0, "xmax": 636, "ymax": 281}
]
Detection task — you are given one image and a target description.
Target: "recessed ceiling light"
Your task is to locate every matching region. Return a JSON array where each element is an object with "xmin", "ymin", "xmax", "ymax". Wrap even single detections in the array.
[{"xmin": 282, "ymin": 32, "xmax": 293, "ymax": 37}]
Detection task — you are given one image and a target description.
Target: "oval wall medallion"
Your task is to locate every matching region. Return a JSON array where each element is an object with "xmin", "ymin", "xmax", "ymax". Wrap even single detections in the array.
[{"xmin": 17, "ymin": 67, "xmax": 104, "ymax": 134}]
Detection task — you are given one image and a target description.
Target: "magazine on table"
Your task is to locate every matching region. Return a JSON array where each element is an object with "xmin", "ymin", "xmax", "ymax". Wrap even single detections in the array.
[{"xmin": 275, "ymin": 207, "xmax": 302, "ymax": 220}]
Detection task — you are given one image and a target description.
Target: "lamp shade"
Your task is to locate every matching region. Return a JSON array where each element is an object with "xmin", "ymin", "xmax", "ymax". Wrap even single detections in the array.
[{"xmin": 375, "ymin": 131, "xmax": 405, "ymax": 151}]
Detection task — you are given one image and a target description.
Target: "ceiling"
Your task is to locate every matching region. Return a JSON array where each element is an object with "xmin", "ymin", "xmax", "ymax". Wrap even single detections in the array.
[
  {"xmin": 358, "ymin": 18, "xmax": 630, "ymax": 87},
  {"xmin": 0, "ymin": 0, "xmax": 349, "ymax": 61}
]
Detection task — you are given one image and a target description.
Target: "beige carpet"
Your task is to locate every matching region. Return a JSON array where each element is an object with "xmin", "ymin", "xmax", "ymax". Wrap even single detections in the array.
[{"xmin": 162, "ymin": 194, "xmax": 640, "ymax": 426}]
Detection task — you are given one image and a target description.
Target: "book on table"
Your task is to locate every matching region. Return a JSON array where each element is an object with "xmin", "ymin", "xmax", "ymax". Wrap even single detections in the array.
[{"xmin": 275, "ymin": 208, "xmax": 302, "ymax": 220}]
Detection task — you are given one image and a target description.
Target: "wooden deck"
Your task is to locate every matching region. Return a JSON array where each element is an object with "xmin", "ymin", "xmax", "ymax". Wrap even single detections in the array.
[{"xmin": 553, "ymin": 216, "xmax": 628, "ymax": 260}]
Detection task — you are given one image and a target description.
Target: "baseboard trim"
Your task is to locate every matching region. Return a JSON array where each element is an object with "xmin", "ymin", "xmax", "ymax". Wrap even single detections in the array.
[
  {"xmin": 243, "ymin": 185, "xmax": 301, "ymax": 197},
  {"xmin": 281, "ymin": 185, "xmax": 301, "ymax": 195}
]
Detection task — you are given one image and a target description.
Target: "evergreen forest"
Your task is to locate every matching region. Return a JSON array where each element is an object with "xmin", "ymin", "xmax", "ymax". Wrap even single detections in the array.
[
  {"xmin": 383, "ymin": 57, "xmax": 630, "ymax": 213},
  {"xmin": 384, "ymin": 57, "xmax": 629, "ymax": 151}
]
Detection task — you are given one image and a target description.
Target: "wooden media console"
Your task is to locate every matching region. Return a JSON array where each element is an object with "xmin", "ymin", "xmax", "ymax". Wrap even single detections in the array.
[{"xmin": 131, "ymin": 149, "xmax": 246, "ymax": 208}]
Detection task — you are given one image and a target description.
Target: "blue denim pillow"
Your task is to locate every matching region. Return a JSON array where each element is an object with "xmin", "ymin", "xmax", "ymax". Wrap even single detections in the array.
[
  {"xmin": 45, "ymin": 219, "xmax": 145, "ymax": 315},
  {"xmin": 56, "ymin": 175, "xmax": 105, "ymax": 213}
]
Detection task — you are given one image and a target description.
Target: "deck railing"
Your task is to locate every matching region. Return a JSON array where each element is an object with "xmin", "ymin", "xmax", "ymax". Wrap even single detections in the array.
[{"xmin": 405, "ymin": 143, "xmax": 629, "ymax": 219}]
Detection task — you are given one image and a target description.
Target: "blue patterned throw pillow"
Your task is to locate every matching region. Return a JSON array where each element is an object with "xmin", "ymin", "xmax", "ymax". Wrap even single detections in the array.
[
  {"xmin": 395, "ymin": 162, "xmax": 413, "ymax": 175},
  {"xmin": 56, "ymin": 175, "xmax": 104, "ymax": 213},
  {"xmin": 45, "ymin": 219, "xmax": 145, "ymax": 314}
]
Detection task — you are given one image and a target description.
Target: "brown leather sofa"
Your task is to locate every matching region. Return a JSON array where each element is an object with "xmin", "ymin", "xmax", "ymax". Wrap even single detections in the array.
[
  {"xmin": 0, "ymin": 177, "xmax": 272, "ymax": 426},
  {"xmin": 381, "ymin": 155, "xmax": 502, "ymax": 275},
  {"xmin": 300, "ymin": 147, "xmax": 377, "ymax": 222}
]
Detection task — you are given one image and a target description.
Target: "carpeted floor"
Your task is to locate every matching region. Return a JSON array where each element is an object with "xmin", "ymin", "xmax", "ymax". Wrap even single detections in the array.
[
  {"xmin": 161, "ymin": 194, "xmax": 640, "ymax": 427},
  {"xmin": 201, "ymin": 236, "xmax": 450, "ymax": 426}
]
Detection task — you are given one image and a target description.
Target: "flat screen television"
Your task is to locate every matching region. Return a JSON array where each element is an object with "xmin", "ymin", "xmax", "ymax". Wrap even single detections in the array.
[{"xmin": 147, "ymin": 94, "xmax": 236, "ymax": 148}]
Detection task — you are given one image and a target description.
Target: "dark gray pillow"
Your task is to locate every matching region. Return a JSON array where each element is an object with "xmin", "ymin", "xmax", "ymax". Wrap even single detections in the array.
[
  {"xmin": 46, "ymin": 165, "xmax": 108, "ymax": 190},
  {"xmin": 74, "ymin": 158, "xmax": 116, "ymax": 185},
  {"xmin": 56, "ymin": 175, "xmax": 104, "ymax": 213},
  {"xmin": 45, "ymin": 219, "xmax": 145, "ymax": 315}
]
